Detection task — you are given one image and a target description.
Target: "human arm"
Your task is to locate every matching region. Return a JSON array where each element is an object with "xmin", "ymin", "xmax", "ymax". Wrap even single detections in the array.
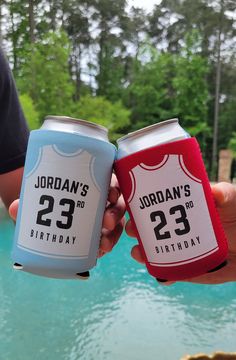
[
  {"xmin": 0, "ymin": 48, "xmax": 29, "ymax": 207},
  {"xmin": 126, "ymin": 182, "xmax": 236, "ymax": 284},
  {"xmin": 0, "ymin": 167, "xmax": 24, "ymax": 209}
]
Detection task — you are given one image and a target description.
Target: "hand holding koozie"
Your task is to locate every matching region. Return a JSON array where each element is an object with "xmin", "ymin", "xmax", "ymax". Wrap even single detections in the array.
[{"xmin": 115, "ymin": 119, "xmax": 228, "ymax": 281}]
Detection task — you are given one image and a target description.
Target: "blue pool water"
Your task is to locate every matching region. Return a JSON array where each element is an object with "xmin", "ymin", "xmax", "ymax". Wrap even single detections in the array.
[{"xmin": 0, "ymin": 214, "xmax": 236, "ymax": 360}]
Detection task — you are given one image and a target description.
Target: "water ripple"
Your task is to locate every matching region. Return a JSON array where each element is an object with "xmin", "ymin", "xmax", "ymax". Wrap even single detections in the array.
[{"xmin": 0, "ymin": 219, "xmax": 236, "ymax": 360}]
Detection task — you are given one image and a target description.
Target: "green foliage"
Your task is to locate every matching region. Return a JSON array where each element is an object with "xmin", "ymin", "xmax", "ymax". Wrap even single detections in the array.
[
  {"xmin": 17, "ymin": 31, "xmax": 75, "ymax": 121},
  {"xmin": 172, "ymin": 30, "xmax": 210, "ymax": 147},
  {"xmin": 125, "ymin": 34, "xmax": 210, "ymax": 152},
  {"xmin": 96, "ymin": 50, "xmax": 125, "ymax": 102},
  {"xmin": 19, "ymin": 94, "xmax": 40, "ymax": 130},
  {"xmin": 72, "ymin": 95, "xmax": 130, "ymax": 141},
  {"xmin": 92, "ymin": 0, "xmax": 128, "ymax": 102},
  {"xmin": 4, "ymin": 0, "xmax": 30, "ymax": 74},
  {"xmin": 2, "ymin": 0, "xmax": 236, "ymax": 170},
  {"xmin": 228, "ymin": 133, "xmax": 236, "ymax": 156},
  {"xmin": 125, "ymin": 49, "xmax": 175, "ymax": 130}
]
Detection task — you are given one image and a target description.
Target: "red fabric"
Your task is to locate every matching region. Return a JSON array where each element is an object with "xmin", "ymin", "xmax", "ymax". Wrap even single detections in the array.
[{"xmin": 115, "ymin": 137, "xmax": 228, "ymax": 281}]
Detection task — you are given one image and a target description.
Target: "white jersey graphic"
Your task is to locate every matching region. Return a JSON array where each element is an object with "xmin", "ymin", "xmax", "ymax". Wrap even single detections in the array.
[
  {"xmin": 18, "ymin": 145, "xmax": 100, "ymax": 258},
  {"xmin": 129, "ymin": 155, "xmax": 218, "ymax": 266}
]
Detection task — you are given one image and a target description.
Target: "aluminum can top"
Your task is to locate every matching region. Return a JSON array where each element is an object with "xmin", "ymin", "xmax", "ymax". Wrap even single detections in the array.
[
  {"xmin": 116, "ymin": 118, "xmax": 190, "ymax": 159},
  {"xmin": 41, "ymin": 115, "xmax": 109, "ymax": 142}
]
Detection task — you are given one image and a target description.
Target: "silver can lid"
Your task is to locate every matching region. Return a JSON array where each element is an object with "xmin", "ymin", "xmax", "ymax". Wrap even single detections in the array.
[
  {"xmin": 41, "ymin": 115, "xmax": 109, "ymax": 142},
  {"xmin": 116, "ymin": 118, "xmax": 190, "ymax": 159},
  {"xmin": 117, "ymin": 118, "xmax": 179, "ymax": 143}
]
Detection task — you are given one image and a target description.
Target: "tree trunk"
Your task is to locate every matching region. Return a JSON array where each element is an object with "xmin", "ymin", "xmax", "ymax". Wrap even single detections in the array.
[
  {"xmin": 211, "ymin": 0, "xmax": 224, "ymax": 181},
  {"xmin": 10, "ymin": 0, "xmax": 17, "ymax": 71},
  {"xmin": 29, "ymin": 0, "xmax": 35, "ymax": 43},
  {"xmin": 50, "ymin": 0, "xmax": 57, "ymax": 31},
  {"xmin": 0, "ymin": 0, "xmax": 2, "ymax": 48}
]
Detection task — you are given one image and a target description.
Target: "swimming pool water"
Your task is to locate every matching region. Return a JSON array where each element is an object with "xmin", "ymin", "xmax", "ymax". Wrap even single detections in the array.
[{"xmin": 0, "ymin": 214, "xmax": 236, "ymax": 360}]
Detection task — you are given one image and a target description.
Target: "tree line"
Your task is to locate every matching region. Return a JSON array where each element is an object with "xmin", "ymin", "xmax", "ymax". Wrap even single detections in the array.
[{"xmin": 0, "ymin": 0, "xmax": 236, "ymax": 178}]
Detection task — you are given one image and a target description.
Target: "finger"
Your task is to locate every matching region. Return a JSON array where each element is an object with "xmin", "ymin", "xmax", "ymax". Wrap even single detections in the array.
[
  {"xmin": 9, "ymin": 199, "xmax": 19, "ymax": 221},
  {"xmin": 156, "ymin": 279, "xmax": 176, "ymax": 286},
  {"xmin": 102, "ymin": 196, "xmax": 125, "ymax": 231},
  {"xmin": 108, "ymin": 186, "xmax": 121, "ymax": 204},
  {"xmin": 125, "ymin": 219, "xmax": 136, "ymax": 238},
  {"xmin": 107, "ymin": 174, "xmax": 121, "ymax": 204},
  {"xmin": 183, "ymin": 267, "xmax": 231, "ymax": 284},
  {"xmin": 212, "ymin": 182, "xmax": 236, "ymax": 208},
  {"xmin": 182, "ymin": 258, "xmax": 235, "ymax": 284},
  {"xmin": 98, "ymin": 220, "xmax": 124, "ymax": 257},
  {"xmin": 131, "ymin": 244, "xmax": 145, "ymax": 264},
  {"xmin": 211, "ymin": 183, "xmax": 225, "ymax": 206},
  {"xmin": 98, "ymin": 235, "xmax": 113, "ymax": 256},
  {"xmin": 212, "ymin": 182, "xmax": 236, "ymax": 228}
]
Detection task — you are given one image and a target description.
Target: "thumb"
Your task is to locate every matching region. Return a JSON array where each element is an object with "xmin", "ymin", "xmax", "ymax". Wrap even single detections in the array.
[
  {"xmin": 212, "ymin": 182, "xmax": 236, "ymax": 222},
  {"xmin": 9, "ymin": 199, "xmax": 19, "ymax": 221}
]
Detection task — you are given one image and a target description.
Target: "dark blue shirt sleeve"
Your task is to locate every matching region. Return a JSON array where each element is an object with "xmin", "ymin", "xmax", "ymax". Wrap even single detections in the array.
[{"xmin": 0, "ymin": 48, "xmax": 29, "ymax": 174}]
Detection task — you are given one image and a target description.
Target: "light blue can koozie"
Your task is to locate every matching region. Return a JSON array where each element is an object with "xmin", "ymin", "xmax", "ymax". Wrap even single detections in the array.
[{"xmin": 12, "ymin": 129, "xmax": 116, "ymax": 278}]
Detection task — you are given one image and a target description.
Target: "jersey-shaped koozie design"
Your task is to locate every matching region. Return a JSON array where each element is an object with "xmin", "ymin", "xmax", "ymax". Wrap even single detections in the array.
[
  {"xmin": 12, "ymin": 129, "xmax": 116, "ymax": 278},
  {"xmin": 115, "ymin": 138, "xmax": 228, "ymax": 281},
  {"xmin": 18, "ymin": 145, "xmax": 100, "ymax": 258}
]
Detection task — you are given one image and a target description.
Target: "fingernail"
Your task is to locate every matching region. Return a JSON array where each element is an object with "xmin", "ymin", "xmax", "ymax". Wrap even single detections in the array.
[
  {"xmin": 156, "ymin": 278, "xmax": 176, "ymax": 286},
  {"xmin": 98, "ymin": 249, "xmax": 106, "ymax": 258},
  {"xmin": 76, "ymin": 271, "xmax": 90, "ymax": 280},
  {"xmin": 156, "ymin": 278, "xmax": 168, "ymax": 283},
  {"xmin": 13, "ymin": 263, "xmax": 23, "ymax": 270}
]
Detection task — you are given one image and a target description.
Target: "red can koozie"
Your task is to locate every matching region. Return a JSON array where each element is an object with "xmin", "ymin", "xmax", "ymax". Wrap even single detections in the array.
[{"xmin": 115, "ymin": 137, "xmax": 228, "ymax": 281}]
